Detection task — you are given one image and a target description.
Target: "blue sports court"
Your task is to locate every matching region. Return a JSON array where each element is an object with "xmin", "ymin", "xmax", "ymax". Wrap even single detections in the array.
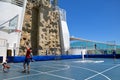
[{"xmin": 0, "ymin": 58, "xmax": 120, "ymax": 80}]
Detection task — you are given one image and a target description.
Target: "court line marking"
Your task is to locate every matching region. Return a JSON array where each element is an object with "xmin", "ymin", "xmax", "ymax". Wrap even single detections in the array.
[
  {"xmin": 31, "ymin": 64, "xmax": 75, "ymax": 80},
  {"xmin": 84, "ymin": 64, "xmax": 120, "ymax": 80},
  {"xmin": 4, "ymin": 63, "xmax": 75, "ymax": 80},
  {"xmin": 42, "ymin": 65, "xmax": 70, "ymax": 73},
  {"xmin": 43, "ymin": 72, "xmax": 75, "ymax": 80},
  {"xmin": 71, "ymin": 65, "xmax": 111, "ymax": 80},
  {"xmin": 43, "ymin": 64, "xmax": 70, "ymax": 69},
  {"xmin": 30, "ymin": 64, "xmax": 70, "ymax": 73}
]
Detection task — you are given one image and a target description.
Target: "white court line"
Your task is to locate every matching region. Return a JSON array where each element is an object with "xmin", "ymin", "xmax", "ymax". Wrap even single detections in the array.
[
  {"xmin": 84, "ymin": 64, "xmax": 120, "ymax": 80},
  {"xmin": 31, "ymin": 64, "xmax": 70, "ymax": 73},
  {"xmin": 4, "ymin": 63, "xmax": 75, "ymax": 80},
  {"xmin": 71, "ymin": 65, "xmax": 111, "ymax": 80},
  {"xmin": 44, "ymin": 72, "xmax": 75, "ymax": 80},
  {"xmin": 30, "ymin": 65, "xmax": 75, "ymax": 80},
  {"xmin": 42, "ymin": 64, "xmax": 70, "ymax": 72},
  {"xmin": 39, "ymin": 64, "xmax": 67, "ymax": 69}
]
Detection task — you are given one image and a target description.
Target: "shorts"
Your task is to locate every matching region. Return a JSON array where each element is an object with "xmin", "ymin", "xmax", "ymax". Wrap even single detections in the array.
[{"xmin": 24, "ymin": 58, "xmax": 31, "ymax": 66}]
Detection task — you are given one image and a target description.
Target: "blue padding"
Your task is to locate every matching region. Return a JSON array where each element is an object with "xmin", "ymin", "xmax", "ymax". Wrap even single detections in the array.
[
  {"xmin": 9, "ymin": 55, "xmax": 81, "ymax": 63},
  {"xmin": 32, "ymin": 55, "xmax": 55, "ymax": 61},
  {"xmin": 61, "ymin": 55, "xmax": 81, "ymax": 59},
  {"xmin": 13, "ymin": 56, "xmax": 25, "ymax": 63},
  {"xmin": 7, "ymin": 56, "xmax": 14, "ymax": 63},
  {"xmin": 6, "ymin": 54, "xmax": 120, "ymax": 63},
  {"xmin": 0, "ymin": 56, "xmax": 3, "ymax": 63},
  {"xmin": 6, "ymin": 56, "xmax": 25, "ymax": 63},
  {"xmin": 85, "ymin": 54, "xmax": 115, "ymax": 58}
]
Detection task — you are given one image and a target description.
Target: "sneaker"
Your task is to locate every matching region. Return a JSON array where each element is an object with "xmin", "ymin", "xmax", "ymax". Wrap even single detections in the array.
[{"xmin": 22, "ymin": 70, "xmax": 26, "ymax": 73}]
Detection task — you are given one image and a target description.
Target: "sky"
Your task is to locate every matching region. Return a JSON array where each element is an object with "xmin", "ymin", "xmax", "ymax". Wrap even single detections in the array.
[{"xmin": 58, "ymin": 0, "xmax": 120, "ymax": 44}]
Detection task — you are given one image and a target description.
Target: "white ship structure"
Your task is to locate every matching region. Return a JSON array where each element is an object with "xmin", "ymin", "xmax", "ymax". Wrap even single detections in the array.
[
  {"xmin": 0, "ymin": 0, "xmax": 27, "ymax": 62},
  {"xmin": 59, "ymin": 8, "xmax": 70, "ymax": 54}
]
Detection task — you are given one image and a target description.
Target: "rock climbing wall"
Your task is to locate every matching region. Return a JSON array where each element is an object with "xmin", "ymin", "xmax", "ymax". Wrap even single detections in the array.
[
  {"xmin": 19, "ymin": 0, "xmax": 61, "ymax": 55},
  {"xmin": 19, "ymin": 0, "xmax": 33, "ymax": 55}
]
